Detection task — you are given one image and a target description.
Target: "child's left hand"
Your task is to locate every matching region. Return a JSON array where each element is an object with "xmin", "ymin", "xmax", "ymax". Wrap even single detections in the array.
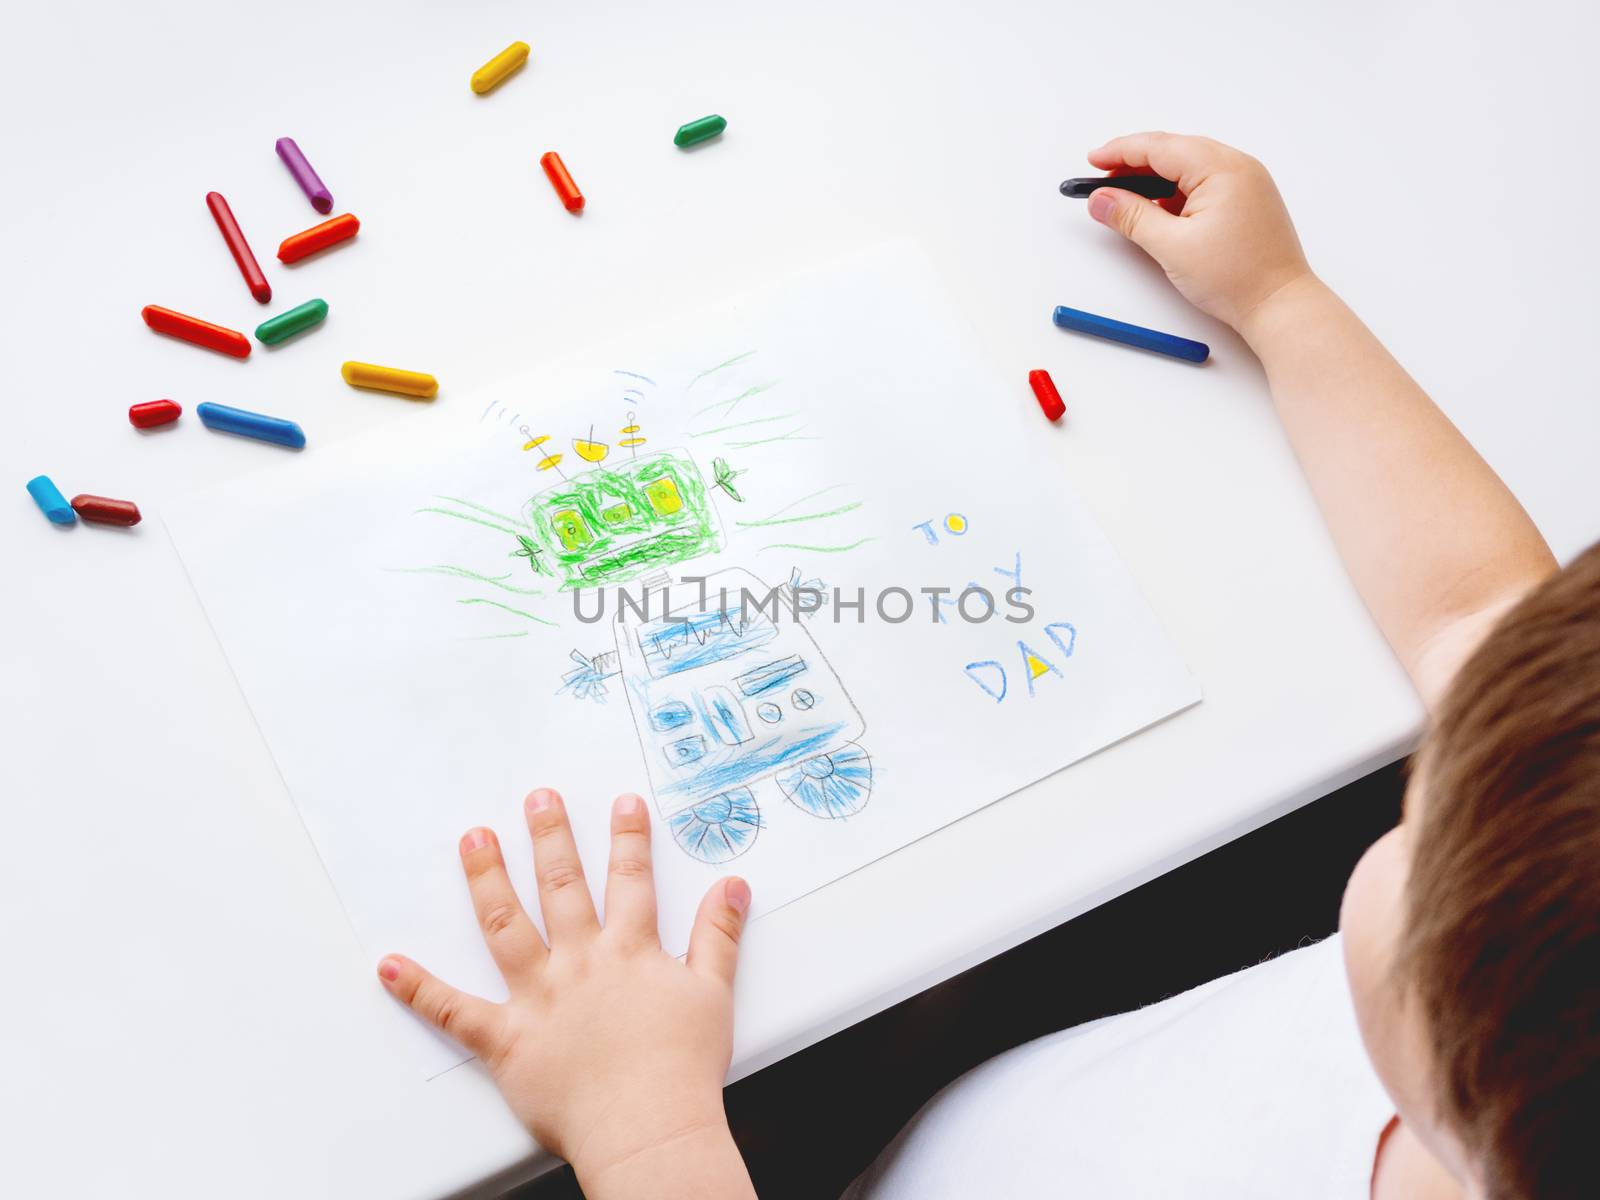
[{"xmin": 378, "ymin": 788, "xmax": 756, "ymax": 1199}]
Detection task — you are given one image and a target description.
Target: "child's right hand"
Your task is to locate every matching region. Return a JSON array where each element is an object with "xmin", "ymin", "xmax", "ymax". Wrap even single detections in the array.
[{"xmin": 1084, "ymin": 132, "xmax": 1314, "ymax": 336}]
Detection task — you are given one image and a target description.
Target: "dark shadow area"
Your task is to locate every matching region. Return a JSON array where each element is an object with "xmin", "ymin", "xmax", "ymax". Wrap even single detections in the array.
[{"xmin": 511, "ymin": 760, "xmax": 1407, "ymax": 1200}]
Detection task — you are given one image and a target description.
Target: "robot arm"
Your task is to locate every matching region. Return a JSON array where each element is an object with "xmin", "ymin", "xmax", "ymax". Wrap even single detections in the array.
[{"xmin": 559, "ymin": 648, "xmax": 620, "ymax": 703}]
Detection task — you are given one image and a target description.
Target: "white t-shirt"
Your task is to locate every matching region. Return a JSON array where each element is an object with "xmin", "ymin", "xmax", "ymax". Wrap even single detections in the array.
[{"xmin": 843, "ymin": 935, "xmax": 1394, "ymax": 1199}]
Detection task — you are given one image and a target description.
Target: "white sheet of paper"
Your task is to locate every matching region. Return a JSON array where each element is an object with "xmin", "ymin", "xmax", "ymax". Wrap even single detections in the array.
[{"xmin": 165, "ymin": 243, "xmax": 1200, "ymax": 1075}]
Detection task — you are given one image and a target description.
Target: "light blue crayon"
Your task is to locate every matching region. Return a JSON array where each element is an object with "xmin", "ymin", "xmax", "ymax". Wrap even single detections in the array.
[
  {"xmin": 1052, "ymin": 304, "xmax": 1209, "ymax": 363},
  {"xmin": 26, "ymin": 475, "xmax": 76, "ymax": 525},
  {"xmin": 196, "ymin": 402, "xmax": 306, "ymax": 449}
]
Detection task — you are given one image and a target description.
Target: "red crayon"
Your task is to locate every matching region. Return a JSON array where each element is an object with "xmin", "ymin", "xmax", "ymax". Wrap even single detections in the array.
[
  {"xmin": 71, "ymin": 494, "xmax": 142, "ymax": 526},
  {"xmin": 129, "ymin": 399, "xmax": 182, "ymax": 428},
  {"xmin": 277, "ymin": 213, "xmax": 360, "ymax": 263},
  {"xmin": 539, "ymin": 152, "xmax": 584, "ymax": 213},
  {"xmin": 141, "ymin": 305, "xmax": 251, "ymax": 358},
  {"xmin": 205, "ymin": 192, "xmax": 271, "ymax": 303},
  {"xmin": 1029, "ymin": 369, "xmax": 1065, "ymax": 422}
]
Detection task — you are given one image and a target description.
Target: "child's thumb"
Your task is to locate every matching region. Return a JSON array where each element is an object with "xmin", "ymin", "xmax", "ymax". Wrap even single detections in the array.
[{"xmin": 1087, "ymin": 187, "xmax": 1176, "ymax": 257}]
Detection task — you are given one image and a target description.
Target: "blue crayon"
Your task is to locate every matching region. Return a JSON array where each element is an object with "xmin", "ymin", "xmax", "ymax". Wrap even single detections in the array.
[
  {"xmin": 196, "ymin": 402, "xmax": 306, "ymax": 448},
  {"xmin": 26, "ymin": 475, "xmax": 76, "ymax": 525},
  {"xmin": 1052, "ymin": 305, "xmax": 1209, "ymax": 363}
]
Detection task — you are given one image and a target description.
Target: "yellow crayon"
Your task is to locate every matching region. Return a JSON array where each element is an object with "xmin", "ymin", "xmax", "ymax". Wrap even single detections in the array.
[
  {"xmin": 471, "ymin": 41, "xmax": 530, "ymax": 95},
  {"xmin": 341, "ymin": 362, "xmax": 439, "ymax": 399}
]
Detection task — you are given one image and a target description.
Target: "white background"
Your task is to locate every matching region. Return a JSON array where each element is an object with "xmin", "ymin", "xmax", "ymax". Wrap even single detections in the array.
[{"xmin": 2, "ymin": 1, "xmax": 1597, "ymax": 1196}]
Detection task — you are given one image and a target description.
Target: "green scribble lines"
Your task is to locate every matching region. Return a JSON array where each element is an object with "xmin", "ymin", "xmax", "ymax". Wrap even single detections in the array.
[
  {"xmin": 687, "ymin": 351, "xmax": 756, "ymax": 390},
  {"xmin": 739, "ymin": 486, "xmax": 871, "ymax": 553},
  {"xmin": 759, "ymin": 537, "xmax": 878, "ymax": 554},
  {"xmin": 691, "ymin": 412, "xmax": 797, "ymax": 438},
  {"xmin": 416, "ymin": 494, "xmax": 536, "ymax": 539},
  {"xmin": 456, "ymin": 597, "xmax": 557, "ymax": 625},
  {"xmin": 437, "ymin": 496, "xmax": 524, "ymax": 525},
  {"xmin": 726, "ymin": 425, "xmax": 818, "ymax": 450},
  {"xmin": 514, "ymin": 533, "xmax": 553, "ymax": 576},
  {"xmin": 526, "ymin": 449, "xmax": 722, "ymax": 590},
  {"xmin": 735, "ymin": 500, "xmax": 862, "ymax": 528},
  {"xmin": 768, "ymin": 485, "xmax": 846, "ymax": 515},
  {"xmin": 683, "ymin": 354, "xmax": 809, "ymax": 449},
  {"xmin": 693, "ymin": 382, "xmax": 775, "ymax": 418},
  {"xmin": 414, "ymin": 506, "xmax": 522, "ymax": 536},
  {"xmin": 712, "ymin": 458, "xmax": 746, "ymax": 503},
  {"xmin": 400, "ymin": 347, "xmax": 875, "ymax": 641}
]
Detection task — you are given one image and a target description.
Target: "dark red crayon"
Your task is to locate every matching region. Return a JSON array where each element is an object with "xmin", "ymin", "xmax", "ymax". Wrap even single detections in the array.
[
  {"xmin": 206, "ymin": 192, "xmax": 271, "ymax": 303},
  {"xmin": 129, "ymin": 399, "xmax": 182, "ymax": 428},
  {"xmin": 71, "ymin": 494, "xmax": 142, "ymax": 526},
  {"xmin": 1029, "ymin": 369, "xmax": 1065, "ymax": 422},
  {"xmin": 141, "ymin": 305, "xmax": 251, "ymax": 358}
]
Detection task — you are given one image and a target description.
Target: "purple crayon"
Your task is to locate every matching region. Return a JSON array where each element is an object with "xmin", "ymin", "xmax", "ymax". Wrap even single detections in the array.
[{"xmin": 275, "ymin": 137, "xmax": 333, "ymax": 213}]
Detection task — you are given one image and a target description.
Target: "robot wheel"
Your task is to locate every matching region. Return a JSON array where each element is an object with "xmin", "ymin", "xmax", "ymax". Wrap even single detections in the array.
[
  {"xmin": 668, "ymin": 787, "xmax": 762, "ymax": 863},
  {"xmin": 776, "ymin": 741, "xmax": 873, "ymax": 819}
]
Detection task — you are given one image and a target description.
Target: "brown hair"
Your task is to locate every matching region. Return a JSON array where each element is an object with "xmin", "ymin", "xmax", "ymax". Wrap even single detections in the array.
[{"xmin": 1402, "ymin": 541, "xmax": 1600, "ymax": 1199}]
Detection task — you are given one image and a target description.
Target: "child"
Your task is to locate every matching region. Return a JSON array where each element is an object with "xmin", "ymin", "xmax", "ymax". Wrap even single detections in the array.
[{"xmin": 377, "ymin": 133, "xmax": 1595, "ymax": 1199}]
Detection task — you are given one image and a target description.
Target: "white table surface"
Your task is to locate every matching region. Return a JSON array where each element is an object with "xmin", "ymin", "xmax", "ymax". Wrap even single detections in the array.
[{"xmin": 4, "ymin": 2, "xmax": 1597, "ymax": 1196}]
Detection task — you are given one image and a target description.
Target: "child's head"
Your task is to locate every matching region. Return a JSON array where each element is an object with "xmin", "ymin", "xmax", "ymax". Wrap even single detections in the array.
[{"xmin": 1341, "ymin": 543, "xmax": 1600, "ymax": 1198}]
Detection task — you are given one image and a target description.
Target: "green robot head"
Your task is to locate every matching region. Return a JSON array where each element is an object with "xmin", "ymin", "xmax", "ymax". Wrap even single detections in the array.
[{"xmin": 526, "ymin": 449, "xmax": 723, "ymax": 590}]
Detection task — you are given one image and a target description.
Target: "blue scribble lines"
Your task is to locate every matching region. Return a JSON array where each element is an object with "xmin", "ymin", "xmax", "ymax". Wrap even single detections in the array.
[
  {"xmin": 565, "ymin": 567, "xmax": 872, "ymax": 864},
  {"xmin": 965, "ymin": 660, "xmax": 1007, "ymax": 702},
  {"xmin": 649, "ymin": 717, "xmax": 850, "ymax": 804},
  {"xmin": 734, "ymin": 655, "xmax": 807, "ymax": 696},
  {"xmin": 777, "ymin": 742, "xmax": 873, "ymax": 818},
  {"xmin": 992, "ymin": 551, "xmax": 1023, "ymax": 594},
  {"xmin": 668, "ymin": 789, "xmax": 762, "ymax": 863},
  {"xmin": 649, "ymin": 700, "xmax": 693, "ymax": 732},
  {"xmin": 783, "ymin": 567, "xmax": 827, "ymax": 619},
  {"xmin": 918, "ymin": 513, "xmax": 1082, "ymax": 704},
  {"xmin": 664, "ymin": 733, "xmax": 710, "ymax": 766},
  {"xmin": 559, "ymin": 648, "xmax": 617, "ymax": 703},
  {"xmin": 1043, "ymin": 621, "xmax": 1076, "ymax": 657},
  {"xmin": 696, "ymin": 685, "xmax": 755, "ymax": 747},
  {"xmin": 639, "ymin": 607, "xmax": 779, "ymax": 676},
  {"xmin": 965, "ymin": 622, "xmax": 1078, "ymax": 703}
]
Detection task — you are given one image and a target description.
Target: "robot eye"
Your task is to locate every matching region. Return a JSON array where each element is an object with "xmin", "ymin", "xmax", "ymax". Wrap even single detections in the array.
[
  {"xmin": 641, "ymin": 476, "xmax": 684, "ymax": 516},
  {"xmin": 650, "ymin": 701, "xmax": 693, "ymax": 732},
  {"xmin": 550, "ymin": 508, "xmax": 593, "ymax": 552},
  {"xmin": 663, "ymin": 735, "xmax": 708, "ymax": 766}
]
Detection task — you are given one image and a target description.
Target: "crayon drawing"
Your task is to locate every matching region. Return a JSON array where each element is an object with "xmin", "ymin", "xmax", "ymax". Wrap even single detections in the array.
[
  {"xmin": 161, "ymin": 244, "xmax": 1202, "ymax": 1076},
  {"xmin": 418, "ymin": 358, "xmax": 873, "ymax": 641},
  {"xmin": 409, "ymin": 357, "xmax": 876, "ymax": 864},
  {"xmin": 562, "ymin": 567, "xmax": 870, "ymax": 863},
  {"xmin": 522, "ymin": 446, "xmax": 723, "ymax": 590}
]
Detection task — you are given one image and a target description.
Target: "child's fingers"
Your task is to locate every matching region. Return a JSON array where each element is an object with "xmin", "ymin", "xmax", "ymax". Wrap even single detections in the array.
[
  {"xmin": 1087, "ymin": 132, "xmax": 1229, "ymax": 196},
  {"xmin": 377, "ymin": 954, "xmax": 502, "ymax": 1057},
  {"xmin": 524, "ymin": 788, "xmax": 601, "ymax": 943},
  {"xmin": 1086, "ymin": 186, "xmax": 1180, "ymax": 258},
  {"xmin": 685, "ymin": 877, "xmax": 751, "ymax": 988},
  {"xmin": 603, "ymin": 794, "xmax": 660, "ymax": 949},
  {"xmin": 459, "ymin": 827, "xmax": 547, "ymax": 985}
]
